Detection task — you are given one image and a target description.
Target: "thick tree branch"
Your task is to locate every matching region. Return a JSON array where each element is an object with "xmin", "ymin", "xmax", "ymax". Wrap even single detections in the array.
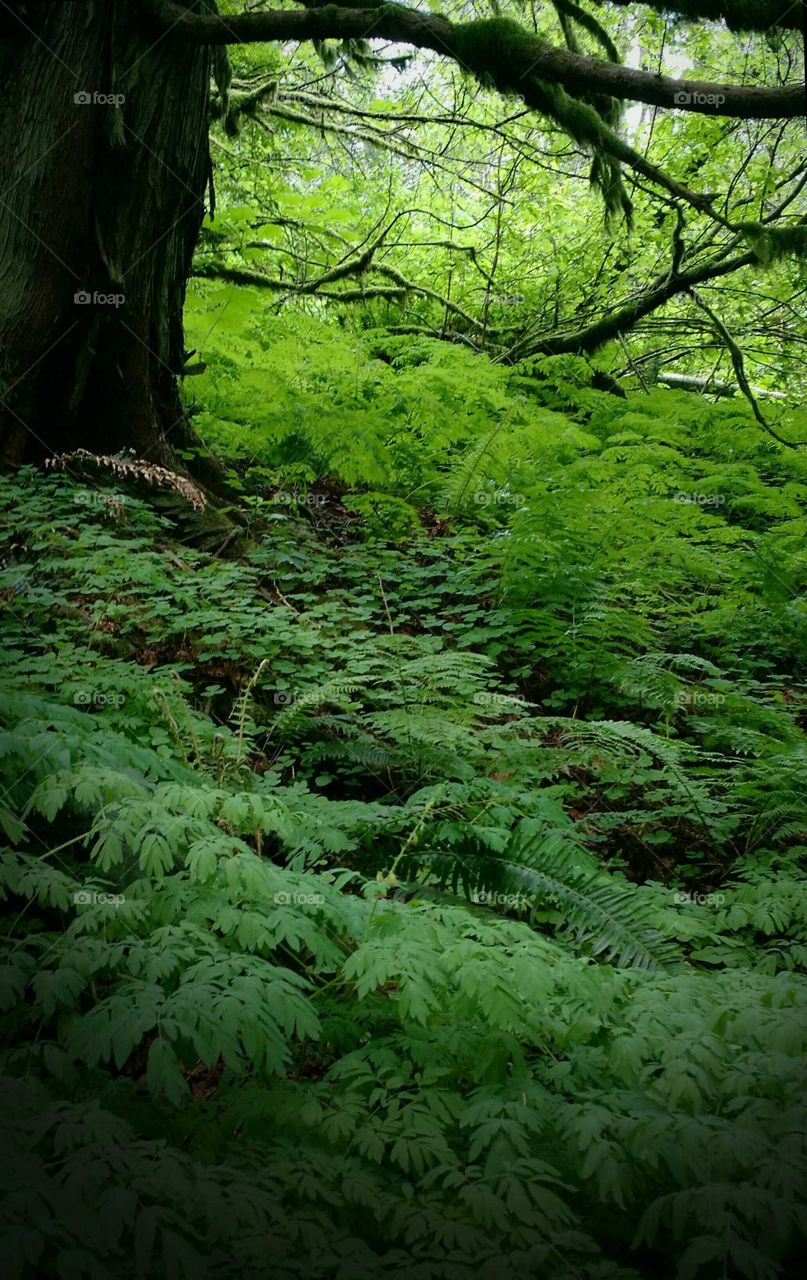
[
  {"xmin": 523, "ymin": 246, "xmax": 756, "ymax": 355},
  {"xmin": 143, "ymin": 1, "xmax": 804, "ymax": 119},
  {"xmin": 594, "ymin": 0, "xmax": 802, "ymax": 32},
  {"xmin": 191, "ymin": 260, "xmax": 473, "ymax": 319}
]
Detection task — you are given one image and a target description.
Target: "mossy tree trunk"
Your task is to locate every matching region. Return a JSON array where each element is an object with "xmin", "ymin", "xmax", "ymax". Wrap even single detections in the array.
[{"xmin": 0, "ymin": 0, "xmax": 218, "ymax": 482}]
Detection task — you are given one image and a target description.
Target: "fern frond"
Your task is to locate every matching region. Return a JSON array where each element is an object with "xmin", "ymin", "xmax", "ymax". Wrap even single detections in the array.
[
  {"xmin": 544, "ymin": 716, "xmax": 683, "ymax": 768},
  {"xmin": 268, "ymin": 681, "xmax": 364, "ymax": 735},
  {"xmin": 439, "ymin": 418, "xmax": 509, "ymax": 514},
  {"xmin": 413, "ymin": 823, "xmax": 682, "ymax": 971}
]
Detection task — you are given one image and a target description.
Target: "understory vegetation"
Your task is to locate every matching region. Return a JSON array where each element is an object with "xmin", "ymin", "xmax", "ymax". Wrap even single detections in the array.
[
  {"xmin": 2, "ymin": 0, "xmax": 807, "ymax": 1276},
  {"xmin": 2, "ymin": 336, "xmax": 806, "ymax": 1277}
]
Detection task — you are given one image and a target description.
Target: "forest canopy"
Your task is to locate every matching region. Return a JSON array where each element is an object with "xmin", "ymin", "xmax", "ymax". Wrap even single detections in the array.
[{"xmin": 181, "ymin": 0, "xmax": 807, "ymax": 392}]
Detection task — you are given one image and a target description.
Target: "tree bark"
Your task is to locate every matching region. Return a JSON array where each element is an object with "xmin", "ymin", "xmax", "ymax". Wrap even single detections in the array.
[
  {"xmin": 0, "ymin": 0, "xmax": 217, "ymax": 482},
  {"xmin": 592, "ymin": 0, "xmax": 802, "ymax": 31}
]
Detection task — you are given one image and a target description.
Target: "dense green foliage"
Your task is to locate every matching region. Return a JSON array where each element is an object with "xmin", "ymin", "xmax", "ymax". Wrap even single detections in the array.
[
  {"xmin": 2, "ymin": 331, "xmax": 806, "ymax": 1276},
  {"xmin": 2, "ymin": 0, "xmax": 807, "ymax": 1276}
]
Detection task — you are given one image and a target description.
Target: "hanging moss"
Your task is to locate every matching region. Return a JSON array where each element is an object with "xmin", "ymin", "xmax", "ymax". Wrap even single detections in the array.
[
  {"xmin": 199, "ymin": 0, "xmax": 233, "ymax": 122},
  {"xmin": 740, "ymin": 221, "xmax": 807, "ymax": 266},
  {"xmin": 312, "ymin": 37, "xmax": 341, "ymax": 71},
  {"xmin": 450, "ymin": 19, "xmax": 631, "ymax": 224}
]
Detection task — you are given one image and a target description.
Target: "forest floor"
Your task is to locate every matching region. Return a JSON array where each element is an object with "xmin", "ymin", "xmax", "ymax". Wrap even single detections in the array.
[{"xmin": 1, "ymin": 338, "xmax": 806, "ymax": 1278}]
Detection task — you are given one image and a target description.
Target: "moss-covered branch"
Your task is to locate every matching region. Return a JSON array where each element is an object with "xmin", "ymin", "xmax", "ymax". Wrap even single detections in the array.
[
  {"xmin": 191, "ymin": 261, "xmax": 466, "ymax": 314},
  {"xmin": 592, "ymin": 0, "xmax": 801, "ymax": 32},
  {"xmin": 142, "ymin": 1, "xmax": 804, "ymax": 120},
  {"xmin": 523, "ymin": 245, "xmax": 756, "ymax": 356}
]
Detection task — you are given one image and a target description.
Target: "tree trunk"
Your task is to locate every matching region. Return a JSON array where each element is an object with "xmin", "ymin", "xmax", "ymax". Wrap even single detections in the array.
[{"xmin": 0, "ymin": 0, "xmax": 219, "ymax": 485}]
